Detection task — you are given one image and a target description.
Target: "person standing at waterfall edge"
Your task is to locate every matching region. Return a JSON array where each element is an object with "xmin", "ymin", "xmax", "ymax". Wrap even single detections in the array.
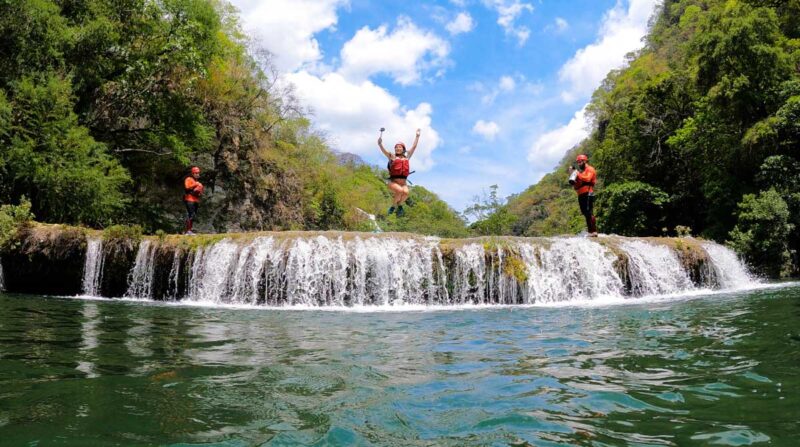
[
  {"xmin": 379, "ymin": 128, "xmax": 420, "ymax": 217},
  {"xmin": 183, "ymin": 166, "xmax": 204, "ymax": 235},
  {"xmin": 569, "ymin": 154, "xmax": 598, "ymax": 237}
]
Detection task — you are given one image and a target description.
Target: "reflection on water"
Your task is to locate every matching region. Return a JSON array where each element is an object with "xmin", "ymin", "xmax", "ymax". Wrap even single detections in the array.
[{"xmin": 0, "ymin": 287, "xmax": 798, "ymax": 446}]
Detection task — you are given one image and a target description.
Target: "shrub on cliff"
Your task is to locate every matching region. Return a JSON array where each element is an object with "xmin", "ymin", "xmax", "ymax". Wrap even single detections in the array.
[
  {"xmin": 597, "ymin": 182, "xmax": 670, "ymax": 236},
  {"xmin": 0, "ymin": 198, "xmax": 34, "ymax": 250}
]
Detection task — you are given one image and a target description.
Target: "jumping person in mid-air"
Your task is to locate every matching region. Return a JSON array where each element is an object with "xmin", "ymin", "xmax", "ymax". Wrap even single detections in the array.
[
  {"xmin": 183, "ymin": 166, "xmax": 204, "ymax": 235},
  {"xmin": 378, "ymin": 128, "xmax": 420, "ymax": 217},
  {"xmin": 569, "ymin": 154, "xmax": 598, "ymax": 237}
]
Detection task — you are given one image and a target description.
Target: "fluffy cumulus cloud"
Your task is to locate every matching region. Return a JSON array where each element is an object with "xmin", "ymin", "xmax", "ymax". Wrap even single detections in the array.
[
  {"xmin": 472, "ymin": 120, "xmax": 501, "ymax": 141},
  {"xmin": 231, "ymin": 0, "xmax": 449, "ymax": 170},
  {"xmin": 482, "ymin": 0, "xmax": 534, "ymax": 45},
  {"xmin": 286, "ymin": 72, "xmax": 441, "ymax": 171},
  {"xmin": 338, "ymin": 17, "xmax": 450, "ymax": 85},
  {"xmin": 559, "ymin": 0, "xmax": 658, "ymax": 102},
  {"xmin": 446, "ymin": 12, "xmax": 475, "ymax": 35},
  {"xmin": 499, "ymin": 75, "xmax": 516, "ymax": 92},
  {"xmin": 527, "ymin": 107, "xmax": 589, "ymax": 164},
  {"xmin": 232, "ymin": 0, "xmax": 348, "ymax": 72}
]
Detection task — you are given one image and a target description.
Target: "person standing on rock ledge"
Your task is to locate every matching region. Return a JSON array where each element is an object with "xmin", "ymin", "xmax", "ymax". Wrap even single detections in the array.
[
  {"xmin": 568, "ymin": 154, "xmax": 598, "ymax": 237},
  {"xmin": 378, "ymin": 128, "xmax": 420, "ymax": 217},
  {"xmin": 183, "ymin": 166, "xmax": 204, "ymax": 235}
]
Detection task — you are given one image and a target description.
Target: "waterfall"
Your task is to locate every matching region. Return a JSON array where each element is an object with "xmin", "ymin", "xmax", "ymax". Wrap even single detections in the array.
[
  {"xmin": 619, "ymin": 240, "xmax": 694, "ymax": 296},
  {"xmin": 126, "ymin": 240, "xmax": 157, "ymax": 299},
  {"xmin": 702, "ymin": 242, "xmax": 754, "ymax": 289},
  {"xmin": 81, "ymin": 238, "xmax": 104, "ymax": 296},
  {"xmin": 0, "ymin": 260, "xmax": 5, "ymax": 292},
  {"xmin": 519, "ymin": 238, "xmax": 623, "ymax": 303},
  {"xmin": 108, "ymin": 234, "xmax": 759, "ymax": 306}
]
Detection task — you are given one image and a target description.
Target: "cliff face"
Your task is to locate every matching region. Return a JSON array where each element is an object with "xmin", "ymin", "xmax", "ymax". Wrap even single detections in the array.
[{"xmin": 0, "ymin": 225, "xmax": 752, "ymax": 306}]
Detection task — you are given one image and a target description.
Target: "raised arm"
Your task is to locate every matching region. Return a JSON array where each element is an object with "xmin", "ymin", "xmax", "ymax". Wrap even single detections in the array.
[
  {"xmin": 407, "ymin": 129, "xmax": 421, "ymax": 158},
  {"xmin": 378, "ymin": 136, "xmax": 393, "ymax": 160}
]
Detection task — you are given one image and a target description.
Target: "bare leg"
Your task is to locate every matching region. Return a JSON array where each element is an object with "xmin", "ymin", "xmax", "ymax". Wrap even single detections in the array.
[
  {"xmin": 388, "ymin": 182, "xmax": 404, "ymax": 205},
  {"xmin": 400, "ymin": 186, "xmax": 410, "ymax": 203}
]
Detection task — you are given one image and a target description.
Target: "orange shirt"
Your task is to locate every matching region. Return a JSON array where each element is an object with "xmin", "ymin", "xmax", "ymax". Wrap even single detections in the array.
[
  {"xmin": 184, "ymin": 177, "xmax": 202, "ymax": 203},
  {"xmin": 573, "ymin": 164, "xmax": 596, "ymax": 195}
]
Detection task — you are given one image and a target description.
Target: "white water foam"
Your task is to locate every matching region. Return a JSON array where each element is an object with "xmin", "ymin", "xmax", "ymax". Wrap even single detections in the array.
[
  {"xmin": 60, "ymin": 281, "xmax": 798, "ymax": 313},
  {"xmin": 81, "ymin": 238, "xmax": 104, "ymax": 296}
]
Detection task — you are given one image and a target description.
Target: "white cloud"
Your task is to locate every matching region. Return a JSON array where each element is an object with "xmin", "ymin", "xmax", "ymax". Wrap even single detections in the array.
[
  {"xmin": 338, "ymin": 17, "xmax": 450, "ymax": 85},
  {"xmin": 554, "ymin": 17, "xmax": 569, "ymax": 32},
  {"xmin": 527, "ymin": 0, "xmax": 658, "ymax": 171},
  {"xmin": 527, "ymin": 107, "xmax": 589, "ymax": 165},
  {"xmin": 559, "ymin": 0, "xmax": 658, "ymax": 102},
  {"xmin": 480, "ymin": 75, "xmax": 518, "ymax": 104},
  {"xmin": 446, "ymin": 12, "xmax": 475, "ymax": 35},
  {"xmin": 233, "ymin": 0, "xmax": 348, "ymax": 72},
  {"xmin": 286, "ymin": 71, "xmax": 440, "ymax": 171},
  {"xmin": 482, "ymin": 0, "xmax": 534, "ymax": 45},
  {"xmin": 472, "ymin": 120, "xmax": 501, "ymax": 141},
  {"xmin": 499, "ymin": 76, "xmax": 516, "ymax": 92}
]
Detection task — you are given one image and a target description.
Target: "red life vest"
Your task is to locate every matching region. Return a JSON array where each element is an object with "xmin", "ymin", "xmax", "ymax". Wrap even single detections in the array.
[{"xmin": 388, "ymin": 157, "xmax": 410, "ymax": 179}]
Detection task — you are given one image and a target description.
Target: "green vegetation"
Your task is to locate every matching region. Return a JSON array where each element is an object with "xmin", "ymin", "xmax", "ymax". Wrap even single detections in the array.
[
  {"xmin": 0, "ymin": 198, "xmax": 35, "ymax": 250},
  {"xmin": 0, "ymin": 0, "xmax": 466, "ymax": 237},
  {"xmin": 476, "ymin": 0, "xmax": 800, "ymax": 277},
  {"xmin": 597, "ymin": 181, "xmax": 670, "ymax": 236},
  {"xmin": 729, "ymin": 189, "xmax": 794, "ymax": 278}
]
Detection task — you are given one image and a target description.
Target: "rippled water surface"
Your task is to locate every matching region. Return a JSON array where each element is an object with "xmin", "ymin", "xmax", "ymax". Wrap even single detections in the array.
[{"xmin": 1, "ymin": 287, "xmax": 799, "ymax": 446}]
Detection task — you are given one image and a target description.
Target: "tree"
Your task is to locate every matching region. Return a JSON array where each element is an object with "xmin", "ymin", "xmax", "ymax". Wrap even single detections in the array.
[
  {"xmin": 728, "ymin": 189, "xmax": 793, "ymax": 278},
  {"xmin": 463, "ymin": 185, "xmax": 517, "ymax": 236},
  {"xmin": 1, "ymin": 74, "xmax": 129, "ymax": 226}
]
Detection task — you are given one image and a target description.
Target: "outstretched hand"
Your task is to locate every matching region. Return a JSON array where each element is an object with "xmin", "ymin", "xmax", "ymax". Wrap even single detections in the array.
[
  {"xmin": 378, "ymin": 136, "xmax": 383, "ymax": 145},
  {"xmin": 415, "ymin": 128, "xmax": 421, "ymax": 137}
]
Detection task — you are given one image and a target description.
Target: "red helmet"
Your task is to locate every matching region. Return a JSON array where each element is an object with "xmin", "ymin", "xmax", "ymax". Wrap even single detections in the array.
[
  {"xmin": 576, "ymin": 154, "xmax": 588, "ymax": 163},
  {"xmin": 190, "ymin": 166, "xmax": 201, "ymax": 175}
]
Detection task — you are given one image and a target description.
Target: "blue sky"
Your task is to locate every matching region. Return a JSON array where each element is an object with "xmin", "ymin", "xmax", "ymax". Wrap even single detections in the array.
[{"xmin": 229, "ymin": 0, "xmax": 660, "ymax": 211}]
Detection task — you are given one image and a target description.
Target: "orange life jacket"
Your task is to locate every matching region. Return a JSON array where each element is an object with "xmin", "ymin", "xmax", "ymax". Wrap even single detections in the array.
[
  {"xmin": 184, "ymin": 176, "xmax": 202, "ymax": 203},
  {"xmin": 573, "ymin": 164, "xmax": 596, "ymax": 195},
  {"xmin": 388, "ymin": 157, "xmax": 410, "ymax": 179}
]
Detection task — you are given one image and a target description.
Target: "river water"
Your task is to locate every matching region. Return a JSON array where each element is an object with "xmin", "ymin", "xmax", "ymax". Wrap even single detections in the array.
[{"xmin": 0, "ymin": 287, "xmax": 798, "ymax": 446}]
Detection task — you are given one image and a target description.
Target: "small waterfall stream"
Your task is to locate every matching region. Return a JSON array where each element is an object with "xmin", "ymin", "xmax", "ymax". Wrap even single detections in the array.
[
  {"xmin": 100, "ymin": 235, "xmax": 758, "ymax": 306},
  {"xmin": 702, "ymin": 242, "xmax": 755, "ymax": 289},
  {"xmin": 126, "ymin": 240, "xmax": 157, "ymax": 299},
  {"xmin": 81, "ymin": 238, "xmax": 104, "ymax": 296},
  {"xmin": 0, "ymin": 260, "xmax": 5, "ymax": 292}
]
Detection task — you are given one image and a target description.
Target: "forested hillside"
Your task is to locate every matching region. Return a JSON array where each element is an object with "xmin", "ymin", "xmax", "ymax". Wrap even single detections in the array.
[
  {"xmin": 482, "ymin": 0, "xmax": 800, "ymax": 277},
  {"xmin": 0, "ymin": 0, "xmax": 468, "ymax": 237}
]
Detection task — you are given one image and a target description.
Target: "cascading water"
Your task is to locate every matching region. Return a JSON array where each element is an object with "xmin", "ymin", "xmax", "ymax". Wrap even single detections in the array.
[
  {"xmin": 0, "ymin": 260, "xmax": 5, "ymax": 292},
  {"xmin": 702, "ymin": 242, "xmax": 754, "ymax": 290},
  {"xmin": 619, "ymin": 240, "xmax": 694, "ymax": 296},
  {"xmin": 126, "ymin": 240, "xmax": 157, "ymax": 299},
  {"xmin": 81, "ymin": 238, "xmax": 104, "ymax": 296},
  {"xmin": 115, "ymin": 235, "xmax": 759, "ymax": 307},
  {"xmin": 520, "ymin": 238, "xmax": 624, "ymax": 303}
]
